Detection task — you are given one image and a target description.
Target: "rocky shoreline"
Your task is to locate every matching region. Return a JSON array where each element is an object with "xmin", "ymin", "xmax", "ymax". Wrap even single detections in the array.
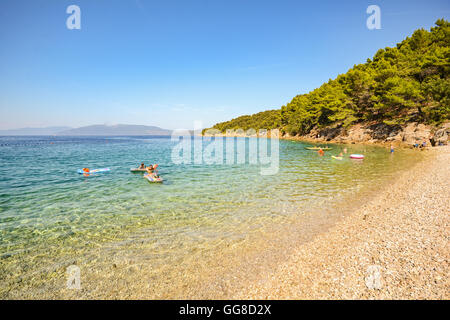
[
  {"xmin": 203, "ymin": 121, "xmax": 450, "ymax": 148},
  {"xmin": 236, "ymin": 146, "xmax": 450, "ymax": 299},
  {"xmin": 285, "ymin": 121, "xmax": 450, "ymax": 147}
]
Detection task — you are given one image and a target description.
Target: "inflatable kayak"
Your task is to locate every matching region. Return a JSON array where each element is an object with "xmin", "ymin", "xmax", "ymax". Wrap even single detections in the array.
[
  {"xmin": 305, "ymin": 147, "xmax": 332, "ymax": 150},
  {"xmin": 130, "ymin": 168, "xmax": 147, "ymax": 172},
  {"xmin": 144, "ymin": 173, "xmax": 163, "ymax": 183},
  {"xmin": 350, "ymin": 154, "xmax": 364, "ymax": 159},
  {"xmin": 331, "ymin": 156, "xmax": 343, "ymax": 160},
  {"xmin": 131, "ymin": 164, "xmax": 159, "ymax": 173},
  {"xmin": 77, "ymin": 168, "xmax": 110, "ymax": 175}
]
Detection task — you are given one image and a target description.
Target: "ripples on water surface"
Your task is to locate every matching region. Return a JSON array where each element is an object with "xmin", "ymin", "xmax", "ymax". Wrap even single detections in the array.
[{"xmin": 0, "ymin": 136, "xmax": 423, "ymax": 298}]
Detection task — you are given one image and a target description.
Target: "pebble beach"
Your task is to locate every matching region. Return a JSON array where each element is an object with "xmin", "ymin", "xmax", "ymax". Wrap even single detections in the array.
[
  {"xmin": 237, "ymin": 146, "xmax": 449, "ymax": 299},
  {"xmin": 1, "ymin": 140, "xmax": 447, "ymax": 300}
]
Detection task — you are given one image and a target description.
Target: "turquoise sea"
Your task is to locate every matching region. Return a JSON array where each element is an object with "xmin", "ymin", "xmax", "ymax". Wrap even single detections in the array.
[{"xmin": 0, "ymin": 136, "xmax": 422, "ymax": 298}]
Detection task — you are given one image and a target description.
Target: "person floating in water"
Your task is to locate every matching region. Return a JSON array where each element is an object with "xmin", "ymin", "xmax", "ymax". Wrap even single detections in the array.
[
  {"xmin": 146, "ymin": 164, "xmax": 160, "ymax": 177},
  {"xmin": 343, "ymin": 148, "xmax": 347, "ymax": 154},
  {"xmin": 82, "ymin": 168, "xmax": 90, "ymax": 177},
  {"xmin": 390, "ymin": 145, "xmax": 394, "ymax": 153},
  {"xmin": 139, "ymin": 162, "xmax": 145, "ymax": 169},
  {"xmin": 148, "ymin": 165, "xmax": 162, "ymax": 179},
  {"xmin": 318, "ymin": 148, "xmax": 325, "ymax": 156}
]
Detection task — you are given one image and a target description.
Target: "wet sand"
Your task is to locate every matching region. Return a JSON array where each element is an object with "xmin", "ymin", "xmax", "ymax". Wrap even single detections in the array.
[{"xmin": 236, "ymin": 146, "xmax": 449, "ymax": 299}]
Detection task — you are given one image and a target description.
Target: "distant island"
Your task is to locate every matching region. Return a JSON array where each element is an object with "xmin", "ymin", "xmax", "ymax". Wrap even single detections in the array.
[
  {"xmin": 204, "ymin": 20, "xmax": 450, "ymax": 146},
  {"xmin": 0, "ymin": 124, "xmax": 172, "ymax": 136},
  {"xmin": 57, "ymin": 124, "xmax": 172, "ymax": 136}
]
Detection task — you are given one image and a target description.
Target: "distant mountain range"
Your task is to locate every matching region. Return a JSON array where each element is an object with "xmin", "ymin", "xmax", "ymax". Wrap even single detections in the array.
[
  {"xmin": 57, "ymin": 124, "xmax": 172, "ymax": 136},
  {"xmin": 0, "ymin": 126, "xmax": 72, "ymax": 136},
  {"xmin": 0, "ymin": 124, "xmax": 173, "ymax": 136}
]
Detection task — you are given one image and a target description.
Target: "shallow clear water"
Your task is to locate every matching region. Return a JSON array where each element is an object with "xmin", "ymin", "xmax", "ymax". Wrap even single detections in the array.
[{"xmin": 0, "ymin": 136, "xmax": 422, "ymax": 298}]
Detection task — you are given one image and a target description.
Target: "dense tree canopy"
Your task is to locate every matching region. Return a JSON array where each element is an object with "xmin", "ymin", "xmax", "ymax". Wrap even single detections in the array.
[
  {"xmin": 208, "ymin": 109, "xmax": 281, "ymax": 132},
  {"xmin": 208, "ymin": 20, "xmax": 450, "ymax": 135}
]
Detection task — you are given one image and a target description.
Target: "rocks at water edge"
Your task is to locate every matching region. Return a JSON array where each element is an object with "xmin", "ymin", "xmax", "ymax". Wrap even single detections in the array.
[{"xmin": 290, "ymin": 121, "xmax": 449, "ymax": 146}]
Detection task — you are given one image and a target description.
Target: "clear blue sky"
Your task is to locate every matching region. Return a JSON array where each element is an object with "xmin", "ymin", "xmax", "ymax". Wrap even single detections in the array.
[{"xmin": 0, "ymin": 0, "xmax": 449, "ymax": 130}]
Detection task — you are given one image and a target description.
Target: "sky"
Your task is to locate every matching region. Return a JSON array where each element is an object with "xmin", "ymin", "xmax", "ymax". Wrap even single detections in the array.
[{"xmin": 0, "ymin": 0, "xmax": 449, "ymax": 130}]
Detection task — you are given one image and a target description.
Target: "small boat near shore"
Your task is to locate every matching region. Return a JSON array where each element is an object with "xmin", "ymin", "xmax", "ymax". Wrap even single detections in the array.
[
  {"xmin": 350, "ymin": 154, "xmax": 364, "ymax": 159},
  {"xmin": 331, "ymin": 156, "xmax": 343, "ymax": 160},
  {"xmin": 305, "ymin": 146, "xmax": 332, "ymax": 151}
]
